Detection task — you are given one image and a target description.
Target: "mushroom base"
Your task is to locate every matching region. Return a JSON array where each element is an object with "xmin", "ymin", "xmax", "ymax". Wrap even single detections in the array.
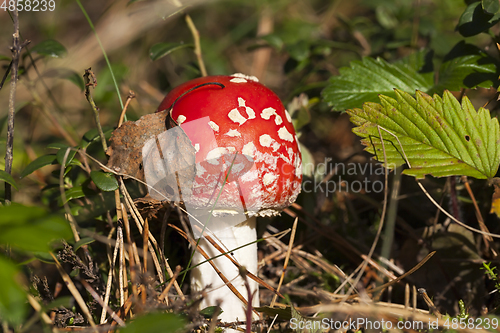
[{"xmin": 191, "ymin": 216, "xmax": 260, "ymax": 328}]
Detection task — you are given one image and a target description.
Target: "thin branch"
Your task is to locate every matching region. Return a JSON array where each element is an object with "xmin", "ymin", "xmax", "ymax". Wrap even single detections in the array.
[
  {"xmin": 185, "ymin": 14, "xmax": 207, "ymax": 77},
  {"xmin": 84, "ymin": 68, "xmax": 108, "ymax": 152},
  {"xmin": 4, "ymin": 8, "xmax": 29, "ymax": 203}
]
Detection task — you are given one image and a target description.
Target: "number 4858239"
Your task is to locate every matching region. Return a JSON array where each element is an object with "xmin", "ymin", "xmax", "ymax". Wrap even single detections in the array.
[{"xmin": 0, "ymin": 0, "xmax": 55, "ymax": 11}]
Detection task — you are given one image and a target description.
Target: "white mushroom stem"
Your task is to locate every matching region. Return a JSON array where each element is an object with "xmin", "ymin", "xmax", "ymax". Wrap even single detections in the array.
[{"xmin": 191, "ymin": 216, "xmax": 259, "ymax": 329}]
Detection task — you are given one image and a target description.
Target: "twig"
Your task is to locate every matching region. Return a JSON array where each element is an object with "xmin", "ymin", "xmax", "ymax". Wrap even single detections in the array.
[
  {"xmin": 84, "ymin": 68, "xmax": 108, "ymax": 152},
  {"xmin": 462, "ymin": 176, "xmax": 494, "ymax": 251},
  {"xmin": 80, "ymin": 279, "xmax": 126, "ymax": 327},
  {"xmin": 158, "ymin": 265, "xmax": 181, "ymax": 303},
  {"xmin": 118, "ymin": 91, "xmax": 136, "ymax": 128},
  {"xmin": 4, "ymin": 7, "xmax": 29, "ymax": 203},
  {"xmin": 185, "ymin": 14, "xmax": 207, "ymax": 77},
  {"xmin": 100, "ymin": 226, "xmax": 121, "ymax": 324},
  {"xmin": 270, "ymin": 217, "xmax": 298, "ymax": 307}
]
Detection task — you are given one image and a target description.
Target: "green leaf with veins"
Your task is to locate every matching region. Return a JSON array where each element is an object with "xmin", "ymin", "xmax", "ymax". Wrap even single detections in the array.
[
  {"xmin": 322, "ymin": 50, "xmax": 434, "ymax": 110},
  {"xmin": 347, "ymin": 90, "xmax": 500, "ymax": 179},
  {"xmin": 432, "ymin": 41, "xmax": 499, "ymax": 93}
]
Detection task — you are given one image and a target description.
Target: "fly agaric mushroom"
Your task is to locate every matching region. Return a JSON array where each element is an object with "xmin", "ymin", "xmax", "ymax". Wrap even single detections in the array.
[{"xmin": 156, "ymin": 73, "xmax": 302, "ymax": 327}]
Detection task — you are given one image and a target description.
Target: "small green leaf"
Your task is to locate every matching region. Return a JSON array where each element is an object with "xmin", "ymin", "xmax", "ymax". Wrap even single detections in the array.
[
  {"xmin": 434, "ymin": 41, "xmax": 499, "ymax": 92},
  {"xmin": 483, "ymin": 0, "xmax": 500, "ymax": 14},
  {"xmin": 0, "ymin": 255, "xmax": 27, "ymax": 325},
  {"xmin": 149, "ymin": 42, "xmax": 193, "ymax": 61},
  {"xmin": 254, "ymin": 306, "xmax": 292, "ymax": 320},
  {"xmin": 90, "ymin": 170, "xmax": 119, "ymax": 192},
  {"xmin": 322, "ymin": 50, "xmax": 434, "ymax": 110},
  {"xmin": 0, "ymin": 204, "xmax": 73, "ymax": 252},
  {"xmin": 457, "ymin": 2, "xmax": 500, "ymax": 37},
  {"xmin": 30, "ymin": 39, "xmax": 67, "ymax": 58},
  {"xmin": 260, "ymin": 34, "xmax": 284, "ymax": 49},
  {"xmin": 56, "ymin": 147, "xmax": 77, "ymax": 166},
  {"xmin": 73, "ymin": 237, "xmax": 95, "ymax": 251},
  {"xmin": 61, "ymin": 186, "xmax": 85, "ymax": 205},
  {"xmin": 20, "ymin": 155, "xmax": 57, "ymax": 178},
  {"xmin": 0, "ymin": 170, "xmax": 18, "ymax": 190},
  {"xmin": 121, "ymin": 312, "xmax": 186, "ymax": 333},
  {"xmin": 347, "ymin": 90, "xmax": 500, "ymax": 179},
  {"xmin": 40, "ymin": 68, "xmax": 85, "ymax": 91},
  {"xmin": 0, "ymin": 55, "xmax": 11, "ymax": 61},
  {"xmin": 199, "ymin": 306, "xmax": 222, "ymax": 318}
]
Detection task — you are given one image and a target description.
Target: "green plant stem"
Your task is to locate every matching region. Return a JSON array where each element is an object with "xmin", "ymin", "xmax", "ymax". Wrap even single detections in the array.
[
  {"xmin": 185, "ymin": 14, "xmax": 207, "ymax": 77},
  {"xmin": 75, "ymin": 0, "xmax": 124, "ymax": 112}
]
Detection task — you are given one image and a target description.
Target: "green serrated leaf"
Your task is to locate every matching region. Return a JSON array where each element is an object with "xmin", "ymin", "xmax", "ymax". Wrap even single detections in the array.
[
  {"xmin": 0, "ymin": 255, "xmax": 27, "ymax": 325},
  {"xmin": 120, "ymin": 312, "xmax": 186, "ymax": 333},
  {"xmin": 483, "ymin": 0, "xmax": 500, "ymax": 14},
  {"xmin": 322, "ymin": 50, "xmax": 434, "ymax": 110},
  {"xmin": 90, "ymin": 170, "xmax": 118, "ymax": 192},
  {"xmin": 30, "ymin": 39, "xmax": 67, "ymax": 58},
  {"xmin": 457, "ymin": 2, "xmax": 500, "ymax": 37},
  {"xmin": 347, "ymin": 90, "xmax": 500, "ymax": 179},
  {"xmin": 0, "ymin": 204, "xmax": 73, "ymax": 252},
  {"xmin": 0, "ymin": 170, "xmax": 18, "ymax": 190},
  {"xmin": 20, "ymin": 155, "xmax": 57, "ymax": 178},
  {"xmin": 434, "ymin": 41, "xmax": 499, "ymax": 92},
  {"xmin": 149, "ymin": 42, "xmax": 193, "ymax": 61}
]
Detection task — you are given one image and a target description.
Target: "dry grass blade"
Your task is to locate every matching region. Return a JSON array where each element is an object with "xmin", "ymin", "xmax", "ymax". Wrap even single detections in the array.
[
  {"xmin": 462, "ymin": 176, "xmax": 493, "ymax": 250},
  {"xmin": 158, "ymin": 265, "xmax": 182, "ymax": 303},
  {"xmin": 416, "ymin": 180, "xmax": 500, "ymax": 238},
  {"xmin": 270, "ymin": 217, "xmax": 298, "ymax": 308},
  {"xmin": 80, "ymin": 279, "xmax": 126, "ymax": 326},
  {"xmin": 168, "ymin": 223, "xmax": 252, "ymax": 310},
  {"xmin": 26, "ymin": 294, "xmax": 59, "ymax": 332},
  {"xmin": 100, "ymin": 226, "xmax": 122, "ymax": 324},
  {"xmin": 49, "ymin": 253, "xmax": 98, "ymax": 332},
  {"xmin": 172, "ymin": 223, "xmax": 287, "ymax": 298}
]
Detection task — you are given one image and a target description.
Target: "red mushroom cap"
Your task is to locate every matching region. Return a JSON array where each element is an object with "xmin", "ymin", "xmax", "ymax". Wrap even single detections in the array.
[{"xmin": 157, "ymin": 73, "xmax": 302, "ymax": 217}]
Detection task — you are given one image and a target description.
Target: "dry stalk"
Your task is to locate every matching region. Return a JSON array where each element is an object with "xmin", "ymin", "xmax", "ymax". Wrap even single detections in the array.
[
  {"xmin": 4, "ymin": 6, "xmax": 29, "ymax": 203},
  {"xmin": 100, "ymin": 226, "xmax": 121, "ymax": 324},
  {"xmin": 270, "ymin": 217, "xmax": 298, "ymax": 307}
]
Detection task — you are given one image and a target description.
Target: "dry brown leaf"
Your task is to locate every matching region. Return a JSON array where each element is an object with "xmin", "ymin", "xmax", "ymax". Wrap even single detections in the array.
[{"xmin": 106, "ymin": 110, "xmax": 196, "ymax": 202}]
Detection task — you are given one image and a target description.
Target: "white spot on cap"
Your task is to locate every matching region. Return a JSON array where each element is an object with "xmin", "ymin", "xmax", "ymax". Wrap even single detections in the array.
[
  {"xmin": 206, "ymin": 147, "xmax": 236, "ymax": 165},
  {"xmin": 194, "ymin": 143, "xmax": 200, "ymax": 152},
  {"xmin": 176, "ymin": 115, "xmax": 187, "ymax": 124},
  {"xmin": 228, "ymin": 98, "xmax": 255, "ymax": 125},
  {"xmin": 231, "ymin": 73, "xmax": 259, "ymax": 82},
  {"xmin": 208, "ymin": 121, "xmax": 219, "ymax": 131},
  {"xmin": 230, "ymin": 77, "xmax": 247, "ymax": 83},
  {"xmin": 259, "ymin": 134, "xmax": 273, "ymax": 148},
  {"xmin": 285, "ymin": 110, "xmax": 292, "ymax": 123},
  {"xmin": 225, "ymin": 129, "xmax": 241, "ymax": 137},
  {"xmin": 278, "ymin": 126, "xmax": 294, "ymax": 142},
  {"xmin": 228, "ymin": 109, "xmax": 247, "ymax": 125},
  {"xmin": 261, "ymin": 107, "xmax": 283, "ymax": 125},
  {"xmin": 242, "ymin": 142, "xmax": 256, "ymax": 157},
  {"xmin": 263, "ymin": 173, "xmax": 278, "ymax": 186}
]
